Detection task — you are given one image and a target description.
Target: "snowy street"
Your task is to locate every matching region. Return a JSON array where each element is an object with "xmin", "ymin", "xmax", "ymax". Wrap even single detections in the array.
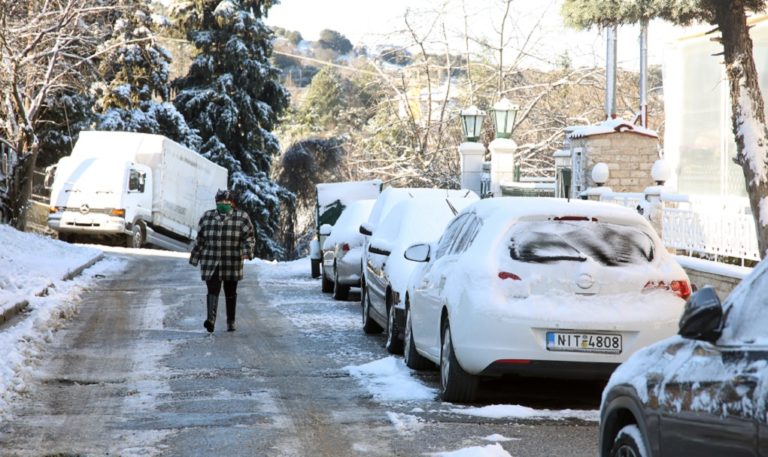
[{"xmin": 0, "ymin": 234, "xmax": 602, "ymax": 456}]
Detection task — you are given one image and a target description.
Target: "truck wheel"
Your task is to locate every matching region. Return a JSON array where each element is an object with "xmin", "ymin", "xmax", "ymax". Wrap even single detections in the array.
[{"xmin": 127, "ymin": 223, "xmax": 145, "ymax": 249}]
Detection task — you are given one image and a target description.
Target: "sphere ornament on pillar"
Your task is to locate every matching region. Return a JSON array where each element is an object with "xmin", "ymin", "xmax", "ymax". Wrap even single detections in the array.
[
  {"xmin": 591, "ymin": 162, "xmax": 610, "ymax": 186},
  {"xmin": 460, "ymin": 106, "xmax": 486, "ymax": 142},
  {"xmin": 651, "ymin": 159, "xmax": 670, "ymax": 185}
]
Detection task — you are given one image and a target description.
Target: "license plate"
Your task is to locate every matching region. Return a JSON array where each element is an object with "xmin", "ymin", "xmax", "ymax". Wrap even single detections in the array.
[
  {"xmin": 546, "ymin": 331, "xmax": 622, "ymax": 354},
  {"xmin": 323, "ymin": 258, "xmax": 334, "ymax": 267}
]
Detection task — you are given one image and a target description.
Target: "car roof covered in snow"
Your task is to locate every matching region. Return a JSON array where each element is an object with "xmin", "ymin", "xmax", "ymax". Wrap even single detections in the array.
[
  {"xmin": 366, "ymin": 187, "xmax": 477, "ymax": 229},
  {"xmin": 461, "ymin": 196, "xmax": 652, "ymax": 228}
]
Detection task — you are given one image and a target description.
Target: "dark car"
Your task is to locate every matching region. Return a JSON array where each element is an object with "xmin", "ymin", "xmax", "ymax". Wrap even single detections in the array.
[{"xmin": 599, "ymin": 257, "xmax": 768, "ymax": 457}]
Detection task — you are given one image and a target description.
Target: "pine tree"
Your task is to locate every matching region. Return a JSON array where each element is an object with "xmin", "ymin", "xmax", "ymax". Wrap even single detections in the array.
[
  {"xmin": 36, "ymin": 91, "xmax": 95, "ymax": 168},
  {"xmin": 169, "ymin": 0, "xmax": 292, "ymax": 259},
  {"xmin": 93, "ymin": 0, "xmax": 200, "ymax": 149}
]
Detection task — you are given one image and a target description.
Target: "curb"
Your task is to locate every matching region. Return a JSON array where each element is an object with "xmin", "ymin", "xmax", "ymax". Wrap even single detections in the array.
[{"xmin": 0, "ymin": 253, "xmax": 105, "ymax": 325}]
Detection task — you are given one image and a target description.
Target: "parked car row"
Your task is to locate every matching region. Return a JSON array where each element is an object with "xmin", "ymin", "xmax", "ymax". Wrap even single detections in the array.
[{"xmin": 312, "ymin": 184, "xmax": 768, "ymax": 456}]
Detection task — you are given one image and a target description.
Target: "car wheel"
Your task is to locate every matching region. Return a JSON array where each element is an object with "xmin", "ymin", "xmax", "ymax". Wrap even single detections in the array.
[
  {"xmin": 361, "ymin": 286, "xmax": 382, "ymax": 334},
  {"xmin": 404, "ymin": 304, "xmax": 431, "ymax": 370},
  {"xmin": 440, "ymin": 320, "xmax": 478, "ymax": 403},
  {"xmin": 385, "ymin": 298, "xmax": 404, "ymax": 355},
  {"xmin": 610, "ymin": 425, "xmax": 648, "ymax": 457},
  {"xmin": 310, "ymin": 258, "xmax": 321, "ymax": 278},
  {"xmin": 126, "ymin": 223, "xmax": 144, "ymax": 249},
  {"xmin": 333, "ymin": 267, "xmax": 349, "ymax": 300},
  {"xmin": 321, "ymin": 265, "xmax": 334, "ymax": 293}
]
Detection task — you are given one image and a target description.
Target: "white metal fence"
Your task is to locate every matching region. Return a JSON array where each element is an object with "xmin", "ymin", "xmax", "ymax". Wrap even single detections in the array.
[{"xmin": 600, "ymin": 193, "xmax": 760, "ymax": 263}]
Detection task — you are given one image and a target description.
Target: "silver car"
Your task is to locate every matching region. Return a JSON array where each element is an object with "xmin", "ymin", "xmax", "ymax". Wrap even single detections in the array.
[{"xmin": 322, "ymin": 199, "xmax": 375, "ymax": 300}]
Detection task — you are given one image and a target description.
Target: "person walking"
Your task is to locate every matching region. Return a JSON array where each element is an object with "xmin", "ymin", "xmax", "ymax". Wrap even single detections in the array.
[{"xmin": 190, "ymin": 189, "xmax": 256, "ymax": 333}]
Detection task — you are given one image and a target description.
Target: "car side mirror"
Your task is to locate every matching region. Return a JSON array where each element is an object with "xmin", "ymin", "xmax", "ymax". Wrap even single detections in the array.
[
  {"xmin": 678, "ymin": 286, "xmax": 723, "ymax": 344},
  {"xmin": 368, "ymin": 239, "xmax": 392, "ymax": 256},
  {"xmin": 359, "ymin": 222, "xmax": 373, "ymax": 236},
  {"xmin": 404, "ymin": 243, "xmax": 430, "ymax": 262},
  {"xmin": 319, "ymin": 224, "xmax": 333, "ymax": 236}
]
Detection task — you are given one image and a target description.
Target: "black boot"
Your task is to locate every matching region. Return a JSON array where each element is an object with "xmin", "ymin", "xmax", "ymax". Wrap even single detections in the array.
[
  {"xmin": 204, "ymin": 294, "xmax": 218, "ymax": 333},
  {"xmin": 226, "ymin": 294, "xmax": 237, "ymax": 332}
]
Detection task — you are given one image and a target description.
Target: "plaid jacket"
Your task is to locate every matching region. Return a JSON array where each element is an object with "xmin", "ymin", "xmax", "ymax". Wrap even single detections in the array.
[{"xmin": 189, "ymin": 209, "xmax": 256, "ymax": 281}]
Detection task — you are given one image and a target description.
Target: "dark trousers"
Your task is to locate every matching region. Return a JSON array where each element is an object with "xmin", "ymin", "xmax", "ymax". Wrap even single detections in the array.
[{"xmin": 205, "ymin": 268, "xmax": 238, "ymax": 298}]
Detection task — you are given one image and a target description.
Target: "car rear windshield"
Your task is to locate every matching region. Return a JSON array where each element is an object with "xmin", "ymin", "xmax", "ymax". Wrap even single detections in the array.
[{"xmin": 507, "ymin": 220, "xmax": 655, "ymax": 266}]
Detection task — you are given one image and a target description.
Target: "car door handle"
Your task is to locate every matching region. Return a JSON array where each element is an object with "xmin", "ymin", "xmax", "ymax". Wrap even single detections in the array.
[{"xmin": 438, "ymin": 275, "xmax": 446, "ymax": 289}]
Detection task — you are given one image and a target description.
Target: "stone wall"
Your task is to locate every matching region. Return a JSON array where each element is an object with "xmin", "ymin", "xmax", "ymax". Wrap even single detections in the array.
[
  {"xmin": 570, "ymin": 132, "xmax": 659, "ymax": 193},
  {"xmin": 683, "ymin": 267, "xmax": 742, "ymax": 301},
  {"xmin": 677, "ymin": 256, "xmax": 751, "ymax": 301}
]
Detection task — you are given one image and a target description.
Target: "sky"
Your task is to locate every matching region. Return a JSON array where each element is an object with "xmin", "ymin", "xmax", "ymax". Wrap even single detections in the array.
[{"xmin": 265, "ymin": 0, "xmax": 695, "ymax": 70}]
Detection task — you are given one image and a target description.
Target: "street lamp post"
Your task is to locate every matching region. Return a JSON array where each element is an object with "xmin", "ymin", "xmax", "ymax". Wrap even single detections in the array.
[
  {"xmin": 489, "ymin": 98, "xmax": 520, "ymax": 196},
  {"xmin": 491, "ymin": 97, "xmax": 519, "ymax": 140},
  {"xmin": 460, "ymin": 106, "xmax": 486, "ymax": 142},
  {"xmin": 458, "ymin": 106, "xmax": 487, "ymax": 197}
]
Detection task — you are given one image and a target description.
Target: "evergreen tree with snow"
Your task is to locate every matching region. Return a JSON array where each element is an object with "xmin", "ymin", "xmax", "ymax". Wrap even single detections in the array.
[
  {"xmin": 93, "ymin": 0, "xmax": 200, "ymax": 149},
  {"xmin": 37, "ymin": 91, "xmax": 95, "ymax": 167},
  {"xmin": 169, "ymin": 0, "xmax": 292, "ymax": 259}
]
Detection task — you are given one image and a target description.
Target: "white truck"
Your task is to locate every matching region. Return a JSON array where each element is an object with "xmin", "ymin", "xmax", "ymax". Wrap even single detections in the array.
[
  {"xmin": 47, "ymin": 131, "xmax": 227, "ymax": 251},
  {"xmin": 310, "ymin": 179, "xmax": 382, "ymax": 278}
]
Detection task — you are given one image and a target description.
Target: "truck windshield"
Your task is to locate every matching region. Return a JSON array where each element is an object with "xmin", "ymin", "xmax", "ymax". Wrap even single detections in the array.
[{"xmin": 62, "ymin": 159, "xmax": 122, "ymax": 193}]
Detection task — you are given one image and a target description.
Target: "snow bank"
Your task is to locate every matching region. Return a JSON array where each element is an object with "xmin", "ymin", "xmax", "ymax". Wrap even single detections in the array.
[
  {"xmin": 0, "ymin": 225, "xmax": 102, "ymax": 318},
  {"xmin": 0, "ymin": 226, "xmax": 126, "ymax": 416}
]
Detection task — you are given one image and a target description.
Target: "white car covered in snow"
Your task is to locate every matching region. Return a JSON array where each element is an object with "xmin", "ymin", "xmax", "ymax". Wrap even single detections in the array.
[
  {"xmin": 361, "ymin": 193, "xmax": 478, "ymax": 354},
  {"xmin": 402, "ymin": 197, "xmax": 692, "ymax": 403},
  {"xmin": 321, "ymin": 199, "xmax": 375, "ymax": 300}
]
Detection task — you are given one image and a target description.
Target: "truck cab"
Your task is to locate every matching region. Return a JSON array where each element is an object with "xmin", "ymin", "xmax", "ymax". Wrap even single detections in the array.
[{"xmin": 48, "ymin": 157, "xmax": 152, "ymax": 246}]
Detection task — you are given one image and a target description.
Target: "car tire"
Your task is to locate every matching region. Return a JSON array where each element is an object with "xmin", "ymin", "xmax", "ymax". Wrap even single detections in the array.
[
  {"xmin": 333, "ymin": 267, "xmax": 349, "ymax": 300},
  {"xmin": 404, "ymin": 304, "xmax": 431, "ymax": 370},
  {"xmin": 362, "ymin": 286, "xmax": 382, "ymax": 334},
  {"xmin": 126, "ymin": 222, "xmax": 144, "ymax": 249},
  {"xmin": 311, "ymin": 258, "xmax": 321, "ymax": 278},
  {"xmin": 609, "ymin": 424, "xmax": 647, "ymax": 457},
  {"xmin": 321, "ymin": 265, "xmax": 334, "ymax": 293},
  {"xmin": 440, "ymin": 320, "xmax": 478, "ymax": 403},
  {"xmin": 385, "ymin": 298, "xmax": 404, "ymax": 355}
]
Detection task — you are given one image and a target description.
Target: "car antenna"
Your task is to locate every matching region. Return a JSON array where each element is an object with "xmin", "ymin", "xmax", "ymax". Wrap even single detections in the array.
[{"xmin": 446, "ymin": 198, "xmax": 458, "ymax": 216}]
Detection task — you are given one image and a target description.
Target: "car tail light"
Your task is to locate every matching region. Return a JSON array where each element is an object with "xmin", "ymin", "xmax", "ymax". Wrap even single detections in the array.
[
  {"xmin": 342, "ymin": 243, "xmax": 350, "ymax": 252},
  {"xmin": 498, "ymin": 271, "xmax": 521, "ymax": 280},
  {"xmin": 670, "ymin": 280, "xmax": 692, "ymax": 299},
  {"xmin": 644, "ymin": 280, "xmax": 691, "ymax": 299}
]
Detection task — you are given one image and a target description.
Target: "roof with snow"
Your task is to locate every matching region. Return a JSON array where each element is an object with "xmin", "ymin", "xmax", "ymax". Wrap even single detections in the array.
[{"xmin": 567, "ymin": 118, "xmax": 658, "ymax": 139}]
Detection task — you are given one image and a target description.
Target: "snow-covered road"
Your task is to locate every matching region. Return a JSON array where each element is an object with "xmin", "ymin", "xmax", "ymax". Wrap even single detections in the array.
[{"xmin": 0, "ymin": 228, "xmax": 601, "ymax": 456}]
